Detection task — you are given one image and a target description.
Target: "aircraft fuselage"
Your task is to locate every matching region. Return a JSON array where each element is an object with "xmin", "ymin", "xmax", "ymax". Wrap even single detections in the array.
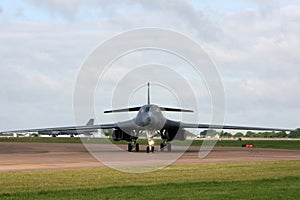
[{"xmin": 134, "ymin": 104, "xmax": 166, "ymax": 130}]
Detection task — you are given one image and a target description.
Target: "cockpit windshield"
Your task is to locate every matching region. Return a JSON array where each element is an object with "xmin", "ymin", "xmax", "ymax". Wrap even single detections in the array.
[
  {"xmin": 142, "ymin": 106, "xmax": 150, "ymax": 112},
  {"xmin": 142, "ymin": 105, "xmax": 160, "ymax": 113}
]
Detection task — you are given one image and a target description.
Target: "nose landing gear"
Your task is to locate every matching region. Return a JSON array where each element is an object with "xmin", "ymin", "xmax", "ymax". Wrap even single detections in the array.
[{"xmin": 146, "ymin": 146, "xmax": 155, "ymax": 153}]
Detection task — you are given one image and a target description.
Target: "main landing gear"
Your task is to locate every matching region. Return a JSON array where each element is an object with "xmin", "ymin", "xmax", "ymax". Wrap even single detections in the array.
[
  {"xmin": 127, "ymin": 140, "xmax": 139, "ymax": 152},
  {"xmin": 128, "ymin": 143, "xmax": 154, "ymax": 153},
  {"xmin": 160, "ymin": 141, "xmax": 172, "ymax": 152},
  {"xmin": 127, "ymin": 140, "xmax": 171, "ymax": 153},
  {"xmin": 127, "ymin": 139, "xmax": 155, "ymax": 153}
]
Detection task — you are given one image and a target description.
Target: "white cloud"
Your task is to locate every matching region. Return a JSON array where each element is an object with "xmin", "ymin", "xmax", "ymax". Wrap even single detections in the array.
[{"xmin": 0, "ymin": 1, "xmax": 299, "ymax": 130}]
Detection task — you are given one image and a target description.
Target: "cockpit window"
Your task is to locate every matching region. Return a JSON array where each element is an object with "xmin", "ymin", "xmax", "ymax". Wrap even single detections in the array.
[
  {"xmin": 142, "ymin": 105, "xmax": 160, "ymax": 112},
  {"xmin": 152, "ymin": 106, "xmax": 159, "ymax": 112},
  {"xmin": 142, "ymin": 106, "xmax": 150, "ymax": 112}
]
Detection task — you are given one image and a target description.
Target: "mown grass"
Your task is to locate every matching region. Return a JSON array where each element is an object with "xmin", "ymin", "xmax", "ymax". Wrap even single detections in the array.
[
  {"xmin": 0, "ymin": 161, "xmax": 299, "ymax": 199},
  {"xmin": 0, "ymin": 177, "xmax": 299, "ymax": 200},
  {"xmin": 1, "ymin": 137, "xmax": 299, "ymax": 150},
  {"xmin": 193, "ymin": 139, "xmax": 300, "ymax": 150}
]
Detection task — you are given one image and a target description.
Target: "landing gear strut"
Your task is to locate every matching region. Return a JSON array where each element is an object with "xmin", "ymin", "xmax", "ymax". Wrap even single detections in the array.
[{"xmin": 160, "ymin": 141, "xmax": 171, "ymax": 152}]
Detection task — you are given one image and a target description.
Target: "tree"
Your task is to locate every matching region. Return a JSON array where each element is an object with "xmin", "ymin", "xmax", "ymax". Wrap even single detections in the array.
[
  {"xmin": 245, "ymin": 131, "xmax": 256, "ymax": 138},
  {"xmin": 200, "ymin": 130, "xmax": 218, "ymax": 138},
  {"xmin": 288, "ymin": 129, "xmax": 300, "ymax": 138},
  {"xmin": 275, "ymin": 131, "xmax": 287, "ymax": 138},
  {"xmin": 103, "ymin": 129, "xmax": 112, "ymax": 136},
  {"xmin": 235, "ymin": 132, "xmax": 244, "ymax": 138},
  {"xmin": 220, "ymin": 131, "xmax": 232, "ymax": 138},
  {"xmin": 256, "ymin": 132, "xmax": 265, "ymax": 138}
]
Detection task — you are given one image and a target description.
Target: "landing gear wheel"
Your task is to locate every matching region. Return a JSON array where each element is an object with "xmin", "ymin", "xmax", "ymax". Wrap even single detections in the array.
[
  {"xmin": 128, "ymin": 143, "xmax": 132, "ymax": 152},
  {"xmin": 150, "ymin": 146, "xmax": 155, "ymax": 153},
  {"xmin": 135, "ymin": 143, "xmax": 140, "ymax": 152},
  {"xmin": 146, "ymin": 146, "xmax": 150, "ymax": 153}
]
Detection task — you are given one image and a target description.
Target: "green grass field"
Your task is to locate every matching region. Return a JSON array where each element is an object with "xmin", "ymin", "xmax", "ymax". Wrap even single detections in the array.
[
  {"xmin": 1, "ymin": 137, "xmax": 299, "ymax": 150},
  {"xmin": 0, "ymin": 161, "xmax": 299, "ymax": 199},
  {"xmin": 192, "ymin": 139, "xmax": 300, "ymax": 150}
]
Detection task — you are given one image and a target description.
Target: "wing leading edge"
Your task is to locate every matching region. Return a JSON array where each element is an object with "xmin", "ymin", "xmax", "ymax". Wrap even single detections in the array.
[
  {"xmin": 2, "ymin": 122, "xmax": 292, "ymax": 134},
  {"xmin": 0, "ymin": 123, "xmax": 118, "ymax": 134},
  {"xmin": 180, "ymin": 122, "xmax": 292, "ymax": 132}
]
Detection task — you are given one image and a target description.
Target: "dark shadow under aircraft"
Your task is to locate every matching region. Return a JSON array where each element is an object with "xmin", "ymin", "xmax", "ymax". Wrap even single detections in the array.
[{"xmin": 1, "ymin": 83, "xmax": 294, "ymax": 153}]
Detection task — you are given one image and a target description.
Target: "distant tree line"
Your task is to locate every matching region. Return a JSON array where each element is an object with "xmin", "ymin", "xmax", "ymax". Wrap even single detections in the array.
[
  {"xmin": 289, "ymin": 129, "xmax": 300, "ymax": 138},
  {"xmin": 104, "ymin": 128, "xmax": 300, "ymax": 138},
  {"xmin": 200, "ymin": 129, "xmax": 300, "ymax": 138},
  {"xmin": 239, "ymin": 129, "xmax": 300, "ymax": 138}
]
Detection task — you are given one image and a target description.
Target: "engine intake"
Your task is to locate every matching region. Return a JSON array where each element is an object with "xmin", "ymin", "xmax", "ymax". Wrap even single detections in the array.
[
  {"xmin": 112, "ymin": 129, "xmax": 137, "ymax": 142},
  {"xmin": 161, "ymin": 128, "xmax": 186, "ymax": 141}
]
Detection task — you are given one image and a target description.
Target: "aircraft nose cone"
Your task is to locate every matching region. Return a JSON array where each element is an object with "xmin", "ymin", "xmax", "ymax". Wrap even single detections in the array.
[
  {"xmin": 140, "ymin": 116, "xmax": 151, "ymax": 127},
  {"xmin": 144, "ymin": 116, "xmax": 151, "ymax": 125}
]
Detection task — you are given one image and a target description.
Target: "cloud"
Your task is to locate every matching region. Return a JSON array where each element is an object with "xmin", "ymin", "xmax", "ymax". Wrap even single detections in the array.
[
  {"xmin": 247, "ymin": 0, "xmax": 280, "ymax": 16},
  {"xmin": 0, "ymin": 1, "xmax": 299, "ymax": 130},
  {"xmin": 210, "ymin": 4, "xmax": 300, "ymax": 77},
  {"xmin": 22, "ymin": 0, "xmax": 220, "ymax": 40},
  {"xmin": 24, "ymin": 0, "xmax": 85, "ymax": 20},
  {"xmin": 202, "ymin": 3, "xmax": 300, "ymax": 128}
]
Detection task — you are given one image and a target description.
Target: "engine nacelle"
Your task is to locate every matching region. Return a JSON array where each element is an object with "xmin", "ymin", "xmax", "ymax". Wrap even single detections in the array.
[
  {"xmin": 161, "ymin": 128, "xmax": 186, "ymax": 141},
  {"xmin": 112, "ymin": 129, "xmax": 136, "ymax": 142}
]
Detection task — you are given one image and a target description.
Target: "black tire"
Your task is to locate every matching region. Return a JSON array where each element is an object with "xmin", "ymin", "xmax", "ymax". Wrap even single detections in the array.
[
  {"xmin": 146, "ymin": 146, "xmax": 150, "ymax": 153},
  {"xmin": 135, "ymin": 143, "xmax": 139, "ymax": 152},
  {"xmin": 160, "ymin": 143, "xmax": 165, "ymax": 151},
  {"xmin": 151, "ymin": 146, "xmax": 155, "ymax": 153},
  {"xmin": 128, "ymin": 144, "xmax": 132, "ymax": 152}
]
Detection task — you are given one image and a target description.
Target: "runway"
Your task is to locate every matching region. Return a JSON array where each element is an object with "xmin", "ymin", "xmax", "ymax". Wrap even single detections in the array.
[{"xmin": 0, "ymin": 142, "xmax": 299, "ymax": 172}]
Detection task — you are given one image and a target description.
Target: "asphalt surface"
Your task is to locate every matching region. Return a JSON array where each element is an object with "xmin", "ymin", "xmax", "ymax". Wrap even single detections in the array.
[{"xmin": 0, "ymin": 142, "xmax": 299, "ymax": 172}]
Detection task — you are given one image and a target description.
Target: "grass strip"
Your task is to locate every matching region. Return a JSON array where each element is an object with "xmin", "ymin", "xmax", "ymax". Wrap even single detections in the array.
[
  {"xmin": 0, "ymin": 176, "xmax": 299, "ymax": 200},
  {"xmin": 0, "ymin": 160, "xmax": 299, "ymax": 194}
]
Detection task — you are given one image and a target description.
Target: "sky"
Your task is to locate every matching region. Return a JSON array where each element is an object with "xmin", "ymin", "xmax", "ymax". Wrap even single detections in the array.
[{"xmin": 0, "ymin": 0, "xmax": 299, "ymax": 132}]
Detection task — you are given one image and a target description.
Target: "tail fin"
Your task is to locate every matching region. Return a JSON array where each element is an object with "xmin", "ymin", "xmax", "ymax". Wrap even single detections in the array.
[
  {"xmin": 147, "ymin": 82, "xmax": 150, "ymax": 105},
  {"xmin": 86, "ymin": 119, "xmax": 94, "ymax": 126}
]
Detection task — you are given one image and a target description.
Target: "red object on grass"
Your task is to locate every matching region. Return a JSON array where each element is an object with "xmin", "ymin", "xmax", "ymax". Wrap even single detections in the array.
[{"xmin": 245, "ymin": 144, "xmax": 254, "ymax": 148}]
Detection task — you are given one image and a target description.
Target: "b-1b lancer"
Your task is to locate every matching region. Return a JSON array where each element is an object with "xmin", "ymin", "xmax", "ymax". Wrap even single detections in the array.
[{"xmin": 1, "ymin": 83, "xmax": 293, "ymax": 153}]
